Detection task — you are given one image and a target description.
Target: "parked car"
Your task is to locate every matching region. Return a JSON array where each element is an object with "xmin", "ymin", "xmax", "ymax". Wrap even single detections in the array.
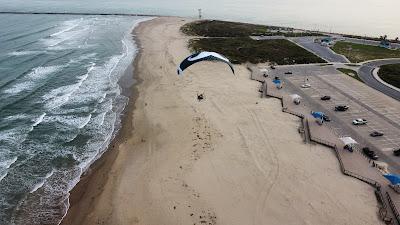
[
  {"xmin": 353, "ymin": 118, "xmax": 367, "ymax": 125},
  {"xmin": 321, "ymin": 96, "xmax": 331, "ymax": 101},
  {"xmin": 370, "ymin": 131, "xmax": 384, "ymax": 137},
  {"xmin": 394, "ymin": 148, "xmax": 400, "ymax": 156},
  {"xmin": 270, "ymin": 65, "xmax": 276, "ymax": 69},
  {"xmin": 335, "ymin": 105, "xmax": 349, "ymax": 111},
  {"xmin": 322, "ymin": 115, "xmax": 331, "ymax": 122},
  {"xmin": 301, "ymin": 83, "xmax": 311, "ymax": 88},
  {"xmin": 284, "ymin": 71, "xmax": 292, "ymax": 74},
  {"xmin": 344, "ymin": 144, "xmax": 354, "ymax": 152},
  {"xmin": 362, "ymin": 147, "xmax": 378, "ymax": 160}
]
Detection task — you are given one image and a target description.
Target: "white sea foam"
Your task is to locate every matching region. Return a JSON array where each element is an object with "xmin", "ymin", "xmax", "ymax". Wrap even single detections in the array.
[
  {"xmin": 0, "ymin": 129, "xmax": 19, "ymax": 142},
  {"xmin": 77, "ymin": 114, "xmax": 92, "ymax": 129},
  {"xmin": 0, "ymin": 156, "xmax": 18, "ymax": 169},
  {"xmin": 8, "ymin": 51, "xmax": 44, "ymax": 56},
  {"xmin": 42, "ymin": 63, "xmax": 95, "ymax": 109},
  {"xmin": 0, "ymin": 16, "xmax": 152, "ymax": 225},
  {"xmin": 56, "ymin": 17, "xmax": 154, "ymax": 225},
  {"xmin": 32, "ymin": 113, "xmax": 46, "ymax": 127},
  {"xmin": 50, "ymin": 19, "xmax": 82, "ymax": 37},
  {"xmin": 45, "ymin": 114, "xmax": 93, "ymax": 129},
  {"xmin": 43, "ymin": 18, "xmax": 93, "ymax": 50},
  {"xmin": 0, "ymin": 156, "xmax": 18, "ymax": 182},
  {"xmin": 98, "ymin": 92, "xmax": 107, "ymax": 103},
  {"xmin": 30, "ymin": 169, "xmax": 54, "ymax": 193},
  {"xmin": 69, "ymin": 53, "xmax": 97, "ymax": 64},
  {"xmin": 4, "ymin": 114, "xmax": 28, "ymax": 121},
  {"xmin": 3, "ymin": 66, "xmax": 63, "ymax": 94},
  {"xmin": 98, "ymin": 112, "xmax": 107, "ymax": 126}
]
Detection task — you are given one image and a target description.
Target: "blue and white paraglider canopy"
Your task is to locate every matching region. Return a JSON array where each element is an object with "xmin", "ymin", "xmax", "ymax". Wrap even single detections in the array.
[{"xmin": 177, "ymin": 51, "xmax": 235, "ymax": 75}]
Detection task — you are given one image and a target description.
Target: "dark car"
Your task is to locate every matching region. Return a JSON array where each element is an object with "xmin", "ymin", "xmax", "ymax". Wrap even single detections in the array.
[
  {"xmin": 394, "ymin": 148, "xmax": 400, "ymax": 156},
  {"xmin": 321, "ymin": 96, "xmax": 331, "ymax": 101},
  {"xmin": 322, "ymin": 115, "xmax": 331, "ymax": 122},
  {"xmin": 270, "ymin": 65, "xmax": 276, "ymax": 69},
  {"xmin": 335, "ymin": 105, "xmax": 349, "ymax": 111},
  {"xmin": 284, "ymin": 71, "xmax": 292, "ymax": 74},
  {"xmin": 363, "ymin": 147, "xmax": 379, "ymax": 160},
  {"xmin": 370, "ymin": 131, "xmax": 384, "ymax": 137}
]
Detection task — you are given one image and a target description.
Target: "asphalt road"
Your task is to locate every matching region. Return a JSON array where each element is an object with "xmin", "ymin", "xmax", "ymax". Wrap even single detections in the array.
[
  {"xmin": 289, "ymin": 37, "xmax": 350, "ymax": 63},
  {"xmin": 358, "ymin": 59, "xmax": 400, "ymax": 101},
  {"xmin": 278, "ymin": 69, "xmax": 400, "ymax": 172}
]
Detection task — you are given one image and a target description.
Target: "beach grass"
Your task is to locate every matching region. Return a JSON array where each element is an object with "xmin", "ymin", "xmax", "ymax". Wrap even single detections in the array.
[
  {"xmin": 332, "ymin": 41, "xmax": 400, "ymax": 63},
  {"xmin": 337, "ymin": 68, "xmax": 363, "ymax": 82},
  {"xmin": 188, "ymin": 37, "xmax": 326, "ymax": 64},
  {"xmin": 378, "ymin": 64, "xmax": 400, "ymax": 88},
  {"xmin": 181, "ymin": 20, "xmax": 322, "ymax": 37}
]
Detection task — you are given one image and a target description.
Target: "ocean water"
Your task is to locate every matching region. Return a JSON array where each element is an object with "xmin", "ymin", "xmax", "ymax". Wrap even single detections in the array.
[
  {"xmin": 0, "ymin": 0, "xmax": 400, "ymax": 38},
  {"xmin": 0, "ymin": 14, "xmax": 148, "ymax": 224}
]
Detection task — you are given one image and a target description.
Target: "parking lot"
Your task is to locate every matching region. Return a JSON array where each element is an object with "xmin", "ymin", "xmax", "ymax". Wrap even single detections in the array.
[{"xmin": 263, "ymin": 64, "xmax": 400, "ymax": 171}]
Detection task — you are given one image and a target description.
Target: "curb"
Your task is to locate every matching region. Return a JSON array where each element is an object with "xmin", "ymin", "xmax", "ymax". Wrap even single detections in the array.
[{"xmin": 372, "ymin": 68, "xmax": 400, "ymax": 92}]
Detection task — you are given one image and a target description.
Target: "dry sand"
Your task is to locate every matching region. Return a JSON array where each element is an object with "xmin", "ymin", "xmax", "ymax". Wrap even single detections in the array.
[{"xmin": 62, "ymin": 17, "xmax": 383, "ymax": 225}]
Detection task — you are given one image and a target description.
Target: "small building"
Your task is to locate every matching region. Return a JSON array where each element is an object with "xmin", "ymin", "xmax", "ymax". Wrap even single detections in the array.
[{"xmin": 339, "ymin": 136, "xmax": 357, "ymax": 152}]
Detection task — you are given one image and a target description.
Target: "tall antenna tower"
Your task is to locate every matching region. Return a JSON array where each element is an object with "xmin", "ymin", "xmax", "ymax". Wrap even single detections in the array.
[{"xmin": 198, "ymin": 9, "xmax": 202, "ymax": 19}]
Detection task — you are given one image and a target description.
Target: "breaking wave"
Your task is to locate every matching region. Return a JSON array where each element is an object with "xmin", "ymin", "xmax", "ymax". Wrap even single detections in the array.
[{"xmin": 0, "ymin": 15, "xmax": 153, "ymax": 225}]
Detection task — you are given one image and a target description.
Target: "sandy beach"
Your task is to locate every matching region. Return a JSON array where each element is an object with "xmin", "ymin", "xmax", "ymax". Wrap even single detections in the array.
[{"xmin": 61, "ymin": 17, "xmax": 383, "ymax": 225}]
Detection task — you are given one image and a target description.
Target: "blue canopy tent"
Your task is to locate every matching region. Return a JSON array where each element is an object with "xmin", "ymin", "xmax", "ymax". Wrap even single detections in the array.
[
  {"xmin": 383, "ymin": 174, "xmax": 400, "ymax": 185},
  {"xmin": 272, "ymin": 79, "xmax": 282, "ymax": 89},
  {"xmin": 311, "ymin": 111, "xmax": 324, "ymax": 119},
  {"xmin": 311, "ymin": 111, "xmax": 324, "ymax": 124}
]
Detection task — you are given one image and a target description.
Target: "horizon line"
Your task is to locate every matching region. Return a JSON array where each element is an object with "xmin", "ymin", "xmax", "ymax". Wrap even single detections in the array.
[{"xmin": 0, "ymin": 11, "xmax": 166, "ymax": 17}]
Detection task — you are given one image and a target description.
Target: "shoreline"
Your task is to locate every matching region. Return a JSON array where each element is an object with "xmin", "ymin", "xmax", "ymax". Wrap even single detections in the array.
[
  {"xmin": 61, "ymin": 17, "xmax": 383, "ymax": 225},
  {"xmin": 60, "ymin": 19, "xmax": 147, "ymax": 225}
]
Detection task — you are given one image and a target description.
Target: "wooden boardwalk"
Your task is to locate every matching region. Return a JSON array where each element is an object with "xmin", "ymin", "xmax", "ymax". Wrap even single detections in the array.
[{"xmin": 250, "ymin": 66, "xmax": 400, "ymax": 225}]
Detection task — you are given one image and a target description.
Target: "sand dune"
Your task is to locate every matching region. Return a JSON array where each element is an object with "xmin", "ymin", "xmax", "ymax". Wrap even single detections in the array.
[{"xmin": 62, "ymin": 17, "xmax": 383, "ymax": 225}]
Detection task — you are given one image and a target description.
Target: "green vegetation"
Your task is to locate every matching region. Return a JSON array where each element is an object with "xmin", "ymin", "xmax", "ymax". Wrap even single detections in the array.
[
  {"xmin": 319, "ymin": 63, "xmax": 333, "ymax": 66},
  {"xmin": 188, "ymin": 37, "xmax": 325, "ymax": 64},
  {"xmin": 343, "ymin": 34, "xmax": 399, "ymax": 44},
  {"xmin": 181, "ymin": 20, "xmax": 322, "ymax": 37},
  {"xmin": 331, "ymin": 41, "xmax": 400, "ymax": 63},
  {"xmin": 181, "ymin": 20, "xmax": 269, "ymax": 37},
  {"xmin": 337, "ymin": 68, "xmax": 363, "ymax": 82},
  {"xmin": 378, "ymin": 64, "xmax": 400, "ymax": 88},
  {"xmin": 181, "ymin": 20, "xmax": 325, "ymax": 65}
]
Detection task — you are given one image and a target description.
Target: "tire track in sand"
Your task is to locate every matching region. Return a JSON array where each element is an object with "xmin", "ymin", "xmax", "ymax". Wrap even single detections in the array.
[{"xmin": 248, "ymin": 109, "xmax": 281, "ymax": 225}]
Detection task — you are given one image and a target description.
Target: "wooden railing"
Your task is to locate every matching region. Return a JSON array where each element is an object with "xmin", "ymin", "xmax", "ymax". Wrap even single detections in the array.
[{"xmin": 387, "ymin": 192, "xmax": 400, "ymax": 224}]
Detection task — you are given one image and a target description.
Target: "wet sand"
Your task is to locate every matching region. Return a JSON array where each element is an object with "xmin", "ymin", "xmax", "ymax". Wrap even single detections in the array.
[{"xmin": 61, "ymin": 17, "xmax": 383, "ymax": 225}]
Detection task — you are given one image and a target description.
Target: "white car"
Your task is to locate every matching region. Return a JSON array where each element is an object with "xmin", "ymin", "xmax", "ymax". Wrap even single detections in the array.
[
  {"xmin": 352, "ymin": 118, "xmax": 367, "ymax": 125},
  {"xmin": 301, "ymin": 83, "xmax": 311, "ymax": 88}
]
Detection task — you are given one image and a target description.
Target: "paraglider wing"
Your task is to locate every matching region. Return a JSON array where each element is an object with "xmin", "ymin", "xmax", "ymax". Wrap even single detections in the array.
[{"xmin": 177, "ymin": 51, "xmax": 235, "ymax": 75}]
